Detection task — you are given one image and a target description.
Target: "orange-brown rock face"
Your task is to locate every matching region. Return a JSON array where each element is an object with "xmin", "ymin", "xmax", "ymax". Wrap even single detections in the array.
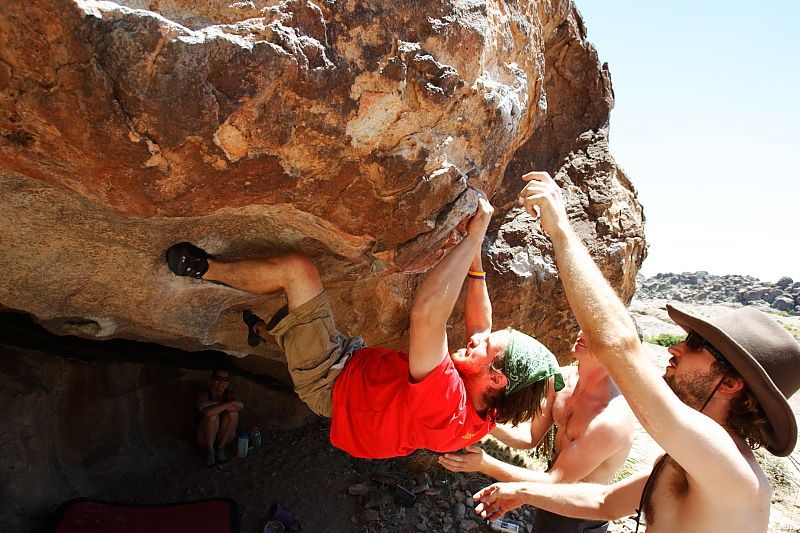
[{"xmin": 0, "ymin": 0, "xmax": 646, "ymax": 361}]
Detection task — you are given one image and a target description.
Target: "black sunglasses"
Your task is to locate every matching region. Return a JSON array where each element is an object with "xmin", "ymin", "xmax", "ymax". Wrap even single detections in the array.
[
  {"xmin": 685, "ymin": 332, "xmax": 730, "ymax": 366},
  {"xmin": 212, "ymin": 375, "xmax": 230, "ymax": 382}
]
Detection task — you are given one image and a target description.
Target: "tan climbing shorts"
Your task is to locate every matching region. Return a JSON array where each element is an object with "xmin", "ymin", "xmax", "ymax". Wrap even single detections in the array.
[{"xmin": 268, "ymin": 291, "xmax": 364, "ymax": 418}]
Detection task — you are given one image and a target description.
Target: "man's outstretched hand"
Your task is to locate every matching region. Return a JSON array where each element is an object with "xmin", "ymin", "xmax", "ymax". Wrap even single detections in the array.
[
  {"xmin": 466, "ymin": 189, "xmax": 494, "ymax": 238},
  {"xmin": 473, "ymin": 482, "xmax": 526, "ymax": 521},
  {"xmin": 438, "ymin": 444, "xmax": 486, "ymax": 473},
  {"xmin": 517, "ymin": 172, "xmax": 568, "ymax": 236}
]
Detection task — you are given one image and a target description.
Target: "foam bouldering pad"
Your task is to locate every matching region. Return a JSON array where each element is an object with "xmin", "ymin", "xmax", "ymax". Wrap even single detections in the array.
[{"xmin": 46, "ymin": 497, "xmax": 241, "ymax": 533}]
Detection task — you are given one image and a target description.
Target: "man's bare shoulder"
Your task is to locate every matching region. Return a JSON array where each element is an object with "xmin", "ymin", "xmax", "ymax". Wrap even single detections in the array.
[
  {"xmin": 582, "ymin": 395, "xmax": 634, "ymax": 444},
  {"xmin": 604, "ymin": 394, "xmax": 635, "ymax": 424},
  {"xmin": 688, "ymin": 441, "xmax": 771, "ymax": 498}
]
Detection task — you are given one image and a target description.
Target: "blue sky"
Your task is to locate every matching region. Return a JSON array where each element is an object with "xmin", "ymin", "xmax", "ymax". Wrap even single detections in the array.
[{"xmin": 573, "ymin": 1, "xmax": 800, "ymax": 282}]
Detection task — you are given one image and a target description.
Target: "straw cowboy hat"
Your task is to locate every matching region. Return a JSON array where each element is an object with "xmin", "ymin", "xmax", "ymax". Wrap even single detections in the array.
[{"xmin": 667, "ymin": 304, "xmax": 800, "ymax": 456}]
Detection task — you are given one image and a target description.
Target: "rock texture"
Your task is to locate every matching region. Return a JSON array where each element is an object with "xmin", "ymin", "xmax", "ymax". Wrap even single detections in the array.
[
  {"xmin": 0, "ymin": 0, "xmax": 646, "ymax": 361},
  {"xmin": 637, "ymin": 272, "xmax": 800, "ymax": 316}
]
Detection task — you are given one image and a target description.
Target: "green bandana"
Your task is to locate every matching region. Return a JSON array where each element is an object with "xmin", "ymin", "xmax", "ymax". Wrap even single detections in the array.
[{"xmin": 504, "ymin": 329, "xmax": 564, "ymax": 397}]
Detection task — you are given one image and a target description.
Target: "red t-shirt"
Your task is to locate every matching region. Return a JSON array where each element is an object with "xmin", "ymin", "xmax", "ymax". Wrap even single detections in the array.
[{"xmin": 330, "ymin": 346, "xmax": 495, "ymax": 458}]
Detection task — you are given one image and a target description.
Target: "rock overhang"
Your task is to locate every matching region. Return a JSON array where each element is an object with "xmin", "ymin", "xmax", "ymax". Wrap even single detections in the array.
[{"xmin": 0, "ymin": 0, "xmax": 647, "ymax": 361}]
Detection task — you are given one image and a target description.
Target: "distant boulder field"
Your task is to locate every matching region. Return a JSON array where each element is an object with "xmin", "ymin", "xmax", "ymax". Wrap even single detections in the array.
[{"xmin": 637, "ymin": 272, "xmax": 800, "ymax": 315}]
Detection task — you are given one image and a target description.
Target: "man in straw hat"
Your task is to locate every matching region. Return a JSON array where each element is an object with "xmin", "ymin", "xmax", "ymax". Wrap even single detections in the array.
[
  {"xmin": 474, "ymin": 172, "xmax": 800, "ymax": 532},
  {"xmin": 164, "ymin": 191, "xmax": 563, "ymax": 459}
]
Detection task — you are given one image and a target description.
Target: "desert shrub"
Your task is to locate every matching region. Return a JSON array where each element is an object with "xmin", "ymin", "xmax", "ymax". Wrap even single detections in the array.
[
  {"xmin": 646, "ymin": 333, "xmax": 685, "ymax": 347},
  {"xmin": 780, "ymin": 323, "xmax": 800, "ymax": 341}
]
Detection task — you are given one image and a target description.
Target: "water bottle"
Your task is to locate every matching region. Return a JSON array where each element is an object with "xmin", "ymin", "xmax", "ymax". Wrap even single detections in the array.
[
  {"xmin": 488, "ymin": 518, "xmax": 523, "ymax": 532},
  {"xmin": 251, "ymin": 425, "xmax": 262, "ymax": 448},
  {"xmin": 237, "ymin": 431, "xmax": 249, "ymax": 458}
]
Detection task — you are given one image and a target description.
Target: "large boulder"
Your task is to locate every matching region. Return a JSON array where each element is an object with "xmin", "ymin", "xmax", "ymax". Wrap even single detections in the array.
[{"xmin": 0, "ymin": 0, "xmax": 646, "ymax": 361}]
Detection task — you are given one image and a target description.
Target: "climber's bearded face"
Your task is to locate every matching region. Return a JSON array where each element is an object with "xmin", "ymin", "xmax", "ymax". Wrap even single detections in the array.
[{"xmin": 451, "ymin": 330, "xmax": 510, "ymax": 397}]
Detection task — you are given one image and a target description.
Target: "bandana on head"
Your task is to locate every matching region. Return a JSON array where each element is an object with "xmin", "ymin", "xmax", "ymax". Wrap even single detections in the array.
[{"xmin": 504, "ymin": 329, "xmax": 564, "ymax": 397}]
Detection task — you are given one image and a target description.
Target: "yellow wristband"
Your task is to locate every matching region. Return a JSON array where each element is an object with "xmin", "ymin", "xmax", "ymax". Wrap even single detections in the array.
[{"xmin": 467, "ymin": 271, "xmax": 486, "ymax": 280}]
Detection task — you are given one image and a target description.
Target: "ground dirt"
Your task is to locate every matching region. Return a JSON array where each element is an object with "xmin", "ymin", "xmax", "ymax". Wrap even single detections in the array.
[{"xmin": 38, "ymin": 298, "xmax": 800, "ymax": 533}]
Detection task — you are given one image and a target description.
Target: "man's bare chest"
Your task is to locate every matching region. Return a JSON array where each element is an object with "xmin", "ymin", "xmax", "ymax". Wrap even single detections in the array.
[
  {"xmin": 553, "ymin": 394, "xmax": 600, "ymax": 444},
  {"xmin": 644, "ymin": 457, "xmax": 690, "ymax": 526},
  {"xmin": 644, "ymin": 454, "xmax": 770, "ymax": 533}
]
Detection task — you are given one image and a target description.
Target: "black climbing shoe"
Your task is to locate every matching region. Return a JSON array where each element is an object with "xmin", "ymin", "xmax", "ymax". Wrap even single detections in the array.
[
  {"xmin": 166, "ymin": 242, "xmax": 210, "ymax": 278},
  {"xmin": 242, "ymin": 310, "xmax": 266, "ymax": 347},
  {"xmin": 243, "ymin": 306, "xmax": 289, "ymax": 347}
]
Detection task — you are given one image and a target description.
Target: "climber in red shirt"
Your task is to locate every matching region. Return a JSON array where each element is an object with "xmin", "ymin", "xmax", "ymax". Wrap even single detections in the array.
[{"xmin": 165, "ymin": 190, "xmax": 563, "ymax": 459}]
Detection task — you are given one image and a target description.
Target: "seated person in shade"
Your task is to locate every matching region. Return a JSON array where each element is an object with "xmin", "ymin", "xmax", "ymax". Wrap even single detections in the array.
[
  {"xmin": 440, "ymin": 329, "xmax": 635, "ymax": 533},
  {"xmin": 196, "ymin": 367, "xmax": 244, "ymax": 467},
  {"xmin": 167, "ymin": 192, "xmax": 563, "ymax": 459}
]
